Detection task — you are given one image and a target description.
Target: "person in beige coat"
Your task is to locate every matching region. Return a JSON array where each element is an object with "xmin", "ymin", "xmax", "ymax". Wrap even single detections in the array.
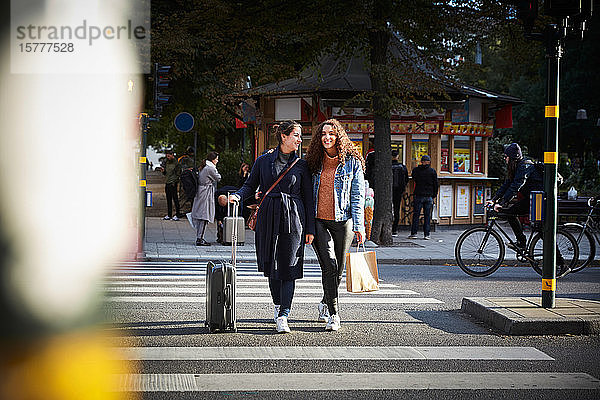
[{"xmin": 191, "ymin": 151, "xmax": 220, "ymax": 246}]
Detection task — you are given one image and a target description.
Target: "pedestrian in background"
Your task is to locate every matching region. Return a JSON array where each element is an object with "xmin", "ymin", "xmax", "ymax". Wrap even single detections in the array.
[
  {"xmin": 178, "ymin": 146, "xmax": 196, "ymax": 170},
  {"xmin": 191, "ymin": 151, "xmax": 221, "ymax": 246},
  {"xmin": 238, "ymin": 162, "xmax": 254, "ymax": 222},
  {"xmin": 238, "ymin": 162, "xmax": 250, "ymax": 187},
  {"xmin": 391, "ymin": 149, "xmax": 408, "ymax": 237},
  {"xmin": 409, "ymin": 155, "xmax": 438, "ymax": 240},
  {"xmin": 178, "ymin": 147, "xmax": 197, "ymax": 214},
  {"xmin": 229, "ymin": 120, "xmax": 315, "ymax": 333},
  {"xmin": 306, "ymin": 118, "xmax": 365, "ymax": 332},
  {"xmin": 160, "ymin": 149, "xmax": 182, "ymax": 221},
  {"xmin": 364, "ymin": 140, "xmax": 375, "ymax": 189}
]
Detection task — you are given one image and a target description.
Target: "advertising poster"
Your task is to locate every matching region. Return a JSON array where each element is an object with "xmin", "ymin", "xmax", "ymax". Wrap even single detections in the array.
[
  {"xmin": 441, "ymin": 148, "xmax": 449, "ymax": 171},
  {"xmin": 456, "ymin": 185, "xmax": 470, "ymax": 217},
  {"xmin": 453, "ymin": 149, "xmax": 470, "ymax": 172},
  {"xmin": 439, "ymin": 185, "xmax": 453, "ymax": 217},
  {"xmin": 412, "ymin": 139, "xmax": 429, "ymax": 162},
  {"xmin": 474, "ymin": 150, "xmax": 483, "ymax": 173},
  {"xmin": 474, "ymin": 186, "xmax": 484, "ymax": 215},
  {"xmin": 451, "ymin": 103, "xmax": 469, "ymax": 123},
  {"xmin": 351, "ymin": 139, "xmax": 363, "ymax": 155}
]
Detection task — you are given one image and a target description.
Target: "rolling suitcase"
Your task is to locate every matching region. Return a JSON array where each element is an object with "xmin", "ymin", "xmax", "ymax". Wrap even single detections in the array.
[
  {"xmin": 205, "ymin": 199, "xmax": 239, "ymax": 333},
  {"xmin": 223, "ymin": 193, "xmax": 245, "ymax": 245}
]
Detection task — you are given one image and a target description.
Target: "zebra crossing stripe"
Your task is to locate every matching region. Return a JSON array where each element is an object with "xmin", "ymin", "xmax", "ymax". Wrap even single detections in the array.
[
  {"xmin": 114, "ymin": 346, "xmax": 553, "ymax": 361},
  {"xmin": 101, "ymin": 281, "xmax": 402, "ymax": 288},
  {"xmin": 103, "ymin": 287, "xmax": 417, "ymax": 295},
  {"xmin": 116, "ymin": 372, "xmax": 600, "ymax": 391},
  {"xmin": 106, "ymin": 296, "xmax": 443, "ymax": 304}
]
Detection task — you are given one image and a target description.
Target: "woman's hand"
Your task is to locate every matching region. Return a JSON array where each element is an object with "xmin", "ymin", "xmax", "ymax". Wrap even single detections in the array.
[
  {"xmin": 354, "ymin": 231, "xmax": 364, "ymax": 244},
  {"xmin": 228, "ymin": 194, "xmax": 240, "ymax": 203},
  {"xmin": 305, "ymin": 234, "xmax": 314, "ymax": 245}
]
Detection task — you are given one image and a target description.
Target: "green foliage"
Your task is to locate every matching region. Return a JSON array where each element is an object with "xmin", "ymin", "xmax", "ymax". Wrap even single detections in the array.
[
  {"xmin": 455, "ymin": 14, "xmax": 600, "ymax": 162},
  {"xmin": 562, "ymin": 158, "xmax": 600, "ymax": 196},
  {"xmin": 216, "ymin": 148, "xmax": 254, "ymax": 188}
]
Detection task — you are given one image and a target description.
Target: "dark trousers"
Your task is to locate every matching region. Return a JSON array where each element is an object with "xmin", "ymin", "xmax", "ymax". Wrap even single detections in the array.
[
  {"xmin": 269, "ymin": 278, "xmax": 295, "ymax": 317},
  {"xmin": 312, "ymin": 218, "xmax": 354, "ymax": 315},
  {"xmin": 502, "ymin": 198, "xmax": 529, "ymax": 246},
  {"xmin": 165, "ymin": 183, "xmax": 181, "ymax": 217},
  {"xmin": 392, "ymin": 189, "xmax": 403, "ymax": 233},
  {"xmin": 411, "ymin": 196, "xmax": 433, "ymax": 236}
]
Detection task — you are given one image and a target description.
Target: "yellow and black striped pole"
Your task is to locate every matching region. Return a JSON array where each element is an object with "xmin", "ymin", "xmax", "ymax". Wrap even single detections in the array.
[
  {"xmin": 541, "ymin": 24, "xmax": 563, "ymax": 308},
  {"xmin": 138, "ymin": 113, "xmax": 149, "ymax": 260}
]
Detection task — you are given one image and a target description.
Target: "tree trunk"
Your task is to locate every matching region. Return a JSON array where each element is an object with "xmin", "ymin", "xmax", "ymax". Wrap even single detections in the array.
[{"xmin": 368, "ymin": 18, "xmax": 393, "ymax": 246}]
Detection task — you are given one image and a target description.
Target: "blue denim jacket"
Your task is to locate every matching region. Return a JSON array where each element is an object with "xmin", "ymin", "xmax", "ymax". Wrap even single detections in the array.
[{"xmin": 312, "ymin": 156, "xmax": 365, "ymax": 233}]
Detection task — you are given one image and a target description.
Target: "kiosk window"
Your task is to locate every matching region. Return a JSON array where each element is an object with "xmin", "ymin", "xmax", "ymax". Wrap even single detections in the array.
[{"xmin": 453, "ymin": 136, "xmax": 471, "ymax": 173}]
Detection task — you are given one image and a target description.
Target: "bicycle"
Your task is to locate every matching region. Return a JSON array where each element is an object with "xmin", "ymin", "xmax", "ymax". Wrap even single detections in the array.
[
  {"xmin": 455, "ymin": 204, "xmax": 579, "ymax": 277},
  {"xmin": 561, "ymin": 196, "xmax": 599, "ymax": 272}
]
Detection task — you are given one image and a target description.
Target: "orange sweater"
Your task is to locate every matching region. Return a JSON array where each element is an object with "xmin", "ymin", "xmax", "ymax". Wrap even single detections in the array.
[{"xmin": 316, "ymin": 153, "xmax": 339, "ymax": 220}]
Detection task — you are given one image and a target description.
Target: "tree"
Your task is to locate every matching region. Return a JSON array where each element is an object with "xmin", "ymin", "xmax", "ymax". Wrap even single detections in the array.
[{"xmin": 150, "ymin": 0, "xmax": 519, "ymax": 244}]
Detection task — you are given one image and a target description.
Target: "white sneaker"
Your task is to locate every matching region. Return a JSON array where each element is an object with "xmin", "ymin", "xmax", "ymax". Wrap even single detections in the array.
[
  {"xmin": 424, "ymin": 235, "xmax": 430, "ymax": 240},
  {"xmin": 163, "ymin": 215, "xmax": 171, "ymax": 220},
  {"xmin": 325, "ymin": 314, "xmax": 341, "ymax": 331},
  {"xmin": 172, "ymin": 215, "xmax": 180, "ymax": 221},
  {"xmin": 408, "ymin": 234, "xmax": 418, "ymax": 239},
  {"xmin": 318, "ymin": 302, "xmax": 329, "ymax": 322},
  {"xmin": 273, "ymin": 305, "xmax": 280, "ymax": 322},
  {"xmin": 276, "ymin": 316, "xmax": 291, "ymax": 333}
]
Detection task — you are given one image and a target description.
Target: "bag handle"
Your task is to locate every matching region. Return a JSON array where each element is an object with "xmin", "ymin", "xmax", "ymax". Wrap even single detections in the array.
[
  {"xmin": 354, "ymin": 242, "xmax": 366, "ymax": 253},
  {"xmin": 254, "ymin": 158, "xmax": 299, "ymax": 212}
]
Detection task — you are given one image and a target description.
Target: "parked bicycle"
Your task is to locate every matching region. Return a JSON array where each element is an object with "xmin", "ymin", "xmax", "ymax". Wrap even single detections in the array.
[
  {"xmin": 561, "ymin": 196, "xmax": 599, "ymax": 272},
  {"xmin": 455, "ymin": 204, "xmax": 578, "ymax": 277}
]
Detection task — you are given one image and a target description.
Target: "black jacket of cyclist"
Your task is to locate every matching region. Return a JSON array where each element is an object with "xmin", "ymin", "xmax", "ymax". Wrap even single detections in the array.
[{"xmin": 489, "ymin": 143, "xmax": 543, "ymax": 248}]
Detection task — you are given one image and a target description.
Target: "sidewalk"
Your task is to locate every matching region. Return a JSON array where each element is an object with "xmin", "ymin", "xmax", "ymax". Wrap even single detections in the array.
[
  {"xmin": 462, "ymin": 297, "xmax": 600, "ymax": 335},
  {"xmin": 142, "ymin": 217, "xmax": 492, "ymax": 264}
]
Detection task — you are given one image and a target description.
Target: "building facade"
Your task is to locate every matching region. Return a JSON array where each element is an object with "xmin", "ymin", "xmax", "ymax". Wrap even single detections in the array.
[{"xmin": 241, "ymin": 55, "xmax": 519, "ymax": 226}]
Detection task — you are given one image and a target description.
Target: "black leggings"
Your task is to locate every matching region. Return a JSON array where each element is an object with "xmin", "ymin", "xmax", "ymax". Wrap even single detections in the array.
[
  {"xmin": 312, "ymin": 218, "xmax": 354, "ymax": 315},
  {"xmin": 165, "ymin": 183, "xmax": 181, "ymax": 217},
  {"xmin": 503, "ymin": 199, "xmax": 529, "ymax": 245}
]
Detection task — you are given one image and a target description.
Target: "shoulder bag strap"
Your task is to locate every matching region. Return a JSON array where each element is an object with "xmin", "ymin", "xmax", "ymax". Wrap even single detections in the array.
[{"xmin": 255, "ymin": 158, "xmax": 299, "ymax": 210}]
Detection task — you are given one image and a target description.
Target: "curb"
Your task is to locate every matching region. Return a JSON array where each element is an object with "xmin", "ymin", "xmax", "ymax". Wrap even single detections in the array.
[{"xmin": 461, "ymin": 297, "xmax": 600, "ymax": 335}]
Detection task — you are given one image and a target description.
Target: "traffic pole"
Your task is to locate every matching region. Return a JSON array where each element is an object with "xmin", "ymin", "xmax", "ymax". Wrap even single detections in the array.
[
  {"xmin": 541, "ymin": 23, "xmax": 563, "ymax": 308},
  {"xmin": 138, "ymin": 113, "xmax": 149, "ymax": 261}
]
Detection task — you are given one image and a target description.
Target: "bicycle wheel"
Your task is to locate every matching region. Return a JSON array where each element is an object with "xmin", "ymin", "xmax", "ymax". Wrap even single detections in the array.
[
  {"xmin": 562, "ymin": 223, "xmax": 596, "ymax": 272},
  {"xmin": 529, "ymin": 228, "xmax": 579, "ymax": 277},
  {"xmin": 455, "ymin": 227, "xmax": 505, "ymax": 277}
]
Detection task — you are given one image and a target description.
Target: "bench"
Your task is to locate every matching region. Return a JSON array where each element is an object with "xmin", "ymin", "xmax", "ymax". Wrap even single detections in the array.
[{"xmin": 558, "ymin": 197, "xmax": 592, "ymax": 224}]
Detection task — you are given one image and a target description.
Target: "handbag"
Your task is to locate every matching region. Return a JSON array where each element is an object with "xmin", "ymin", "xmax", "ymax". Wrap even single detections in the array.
[
  {"xmin": 346, "ymin": 243, "xmax": 379, "ymax": 293},
  {"xmin": 247, "ymin": 158, "xmax": 299, "ymax": 231}
]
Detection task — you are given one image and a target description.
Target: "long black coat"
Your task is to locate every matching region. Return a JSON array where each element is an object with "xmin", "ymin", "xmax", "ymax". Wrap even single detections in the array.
[{"xmin": 236, "ymin": 148, "xmax": 315, "ymax": 280}]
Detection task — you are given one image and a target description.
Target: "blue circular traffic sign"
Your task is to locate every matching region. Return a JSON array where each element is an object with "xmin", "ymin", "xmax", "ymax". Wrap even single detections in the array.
[{"xmin": 174, "ymin": 112, "xmax": 194, "ymax": 132}]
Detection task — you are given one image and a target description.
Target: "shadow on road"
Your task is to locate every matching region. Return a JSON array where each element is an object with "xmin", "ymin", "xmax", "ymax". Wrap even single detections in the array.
[{"xmin": 405, "ymin": 310, "xmax": 491, "ymax": 335}]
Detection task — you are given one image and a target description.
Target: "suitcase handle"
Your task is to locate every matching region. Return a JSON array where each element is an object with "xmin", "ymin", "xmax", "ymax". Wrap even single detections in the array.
[
  {"xmin": 229, "ymin": 198, "xmax": 239, "ymax": 266},
  {"xmin": 224, "ymin": 284, "xmax": 232, "ymax": 310}
]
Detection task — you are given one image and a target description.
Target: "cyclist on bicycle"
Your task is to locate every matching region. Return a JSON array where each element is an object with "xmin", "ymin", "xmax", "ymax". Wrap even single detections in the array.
[{"xmin": 486, "ymin": 143, "xmax": 543, "ymax": 251}]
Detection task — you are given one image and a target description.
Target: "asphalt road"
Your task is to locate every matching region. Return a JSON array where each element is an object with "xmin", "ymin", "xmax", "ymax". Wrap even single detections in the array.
[{"xmin": 102, "ymin": 261, "xmax": 600, "ymax": 399}]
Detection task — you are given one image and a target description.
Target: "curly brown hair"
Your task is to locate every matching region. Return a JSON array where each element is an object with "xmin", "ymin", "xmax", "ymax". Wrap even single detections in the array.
[{"xmin": 305, "ymin": 119, "xmax": 365, "ymax": 174}]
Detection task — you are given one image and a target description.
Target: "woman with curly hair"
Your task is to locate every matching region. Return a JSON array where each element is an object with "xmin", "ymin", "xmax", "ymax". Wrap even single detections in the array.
[{"xmin": 305, "ymin": 118, "xmax": 365, "ymax": 331}]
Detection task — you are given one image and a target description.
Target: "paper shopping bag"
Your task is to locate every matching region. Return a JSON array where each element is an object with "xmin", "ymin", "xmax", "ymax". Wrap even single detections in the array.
[
  {"xmin": 346, "ymin": 247, "xmax": 379, "ymax": 293},
  {"xmin": 186, "ymin": 212, "xmax": 195, "ymax": 229}
]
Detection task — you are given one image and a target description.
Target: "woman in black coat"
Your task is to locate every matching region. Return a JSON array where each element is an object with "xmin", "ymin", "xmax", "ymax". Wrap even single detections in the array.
[{"xmin": 229, "ymin": 120, "xmax": 315, "ymax": 333}]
